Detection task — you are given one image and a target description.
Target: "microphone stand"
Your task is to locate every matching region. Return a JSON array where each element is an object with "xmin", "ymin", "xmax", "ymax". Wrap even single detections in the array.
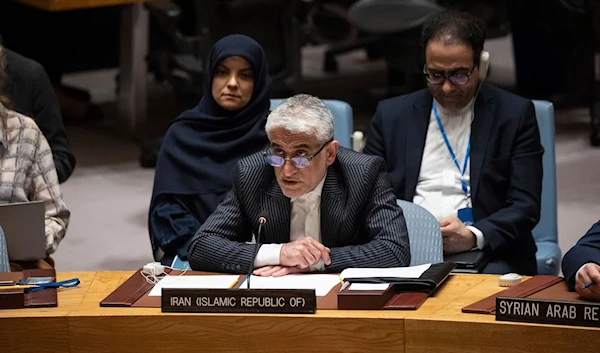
[{"xmin": 246, "ymin": 218, "xmax": 265, "ymax": 289}]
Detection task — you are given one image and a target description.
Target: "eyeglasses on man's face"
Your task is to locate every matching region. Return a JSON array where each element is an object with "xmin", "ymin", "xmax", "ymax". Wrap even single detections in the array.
[
  {"xmin": 263, "ymin": 139, "xmax": 333, "ymax": 169},
  {"xmin": 423, "ymin": 65, "xmax": 475, "ymax": 86}
]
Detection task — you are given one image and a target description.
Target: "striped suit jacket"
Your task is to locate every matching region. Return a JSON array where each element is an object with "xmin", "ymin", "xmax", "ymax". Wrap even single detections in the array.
[{"xmin": 188, "ymin": 148, "xmax": 411, "ymax": 273}]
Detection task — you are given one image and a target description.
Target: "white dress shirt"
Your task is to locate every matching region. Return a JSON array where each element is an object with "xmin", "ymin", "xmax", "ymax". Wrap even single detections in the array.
[
  {"xmin": 413, "ymin": 99, "xmax": 485, "ymax": 250},
  {"xmin": 254, "ymin": 175, "xmax": 327, "ymax": 270}
]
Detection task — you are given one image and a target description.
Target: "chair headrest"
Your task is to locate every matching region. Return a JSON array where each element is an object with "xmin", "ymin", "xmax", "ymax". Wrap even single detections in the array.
[{"xmin": 348, "ymin": 0, "xmax": 444, "ymax": 34}]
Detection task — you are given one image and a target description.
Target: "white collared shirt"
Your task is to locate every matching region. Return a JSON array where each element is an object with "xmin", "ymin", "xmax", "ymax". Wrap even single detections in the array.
[
  {"xmin": 413, "ymin": 99, "xmax": 485, "ymax": 250},
  {"xmin": 254, "ymin": 175, "xmax": 327, "ymax": 270}
]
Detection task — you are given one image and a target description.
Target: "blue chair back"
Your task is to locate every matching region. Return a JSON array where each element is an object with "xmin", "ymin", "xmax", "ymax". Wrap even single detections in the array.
[
  {"xmin": 0, "ymin": 226, "xmax": 10, "ymax": 272},
  {"xmin": 270, "ymin": 99, "xmax": 354, "ymax": 149},
  {"xmin": 396, "ymin": 200, "xmax": 443, "ymax": 266},
  {"xmin": 531, "ymin": 100, "xmax": 561, "ymax": 275}
]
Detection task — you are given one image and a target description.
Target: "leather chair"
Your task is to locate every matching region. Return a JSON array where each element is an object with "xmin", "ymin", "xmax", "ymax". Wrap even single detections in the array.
[
  {"xmin": 396, "ymin": 199, "xmax": 443, "ymax": 266},
  {"xmin": 531, "ymin": 100, "xmax": 561, "ymax": 275}
]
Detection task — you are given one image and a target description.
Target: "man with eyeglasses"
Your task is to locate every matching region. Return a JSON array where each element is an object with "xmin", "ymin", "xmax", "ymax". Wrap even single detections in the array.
[
  {"xmin": 187, "ymin": 94, "xmax": 411, "ymax": 275},
  {"xmin": 363, "ymin": 10, "xmax": 543, "ymax": 275}
]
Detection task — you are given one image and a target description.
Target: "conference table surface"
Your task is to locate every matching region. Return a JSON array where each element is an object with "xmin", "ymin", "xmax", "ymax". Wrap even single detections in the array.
[{"xmin": 1, "ymin": 271, "xmax": 599, "ymax": 353}]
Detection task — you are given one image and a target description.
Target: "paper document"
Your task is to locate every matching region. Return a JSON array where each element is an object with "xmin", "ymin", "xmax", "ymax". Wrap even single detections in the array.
[
  {"xmin": 149, "ymin": 275, "xmax": 240, "ymax": 296},
  {"xmin": 348, "ymin": 283, "xmax": 390, "ymax": 291},
  {"xmin": 340, "ymin": 264, "xmax": 431, "ymax": 280},
  {"xmin": 239, "ymin": 274, "xmax": 340, "ymax": 296}
]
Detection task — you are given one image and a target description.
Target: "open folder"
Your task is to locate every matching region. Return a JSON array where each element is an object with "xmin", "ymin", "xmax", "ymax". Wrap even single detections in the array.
[
  {"xmin": 337, "ymin": 262, "xmax": 456, "ymax": 310},
  {"xmin": 340, "ymin": 262, "xmax": 455, "ymax": 293}
]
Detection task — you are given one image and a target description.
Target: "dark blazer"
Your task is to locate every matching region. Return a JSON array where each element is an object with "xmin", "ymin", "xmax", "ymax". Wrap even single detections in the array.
[
  {"xmin": 188, "ymin": 148, "xmax": 411, "ymax": 273},
  {"xmin": 1, "ymin": 49, "xmax": 76, "ymax": 183},
  {"xmin": 562, "ymin": 220, "xmax": 600, "ymax": 289},
  {"xmin": 363, "ymin": 83, "xmax": 543, "ymax": 275}
]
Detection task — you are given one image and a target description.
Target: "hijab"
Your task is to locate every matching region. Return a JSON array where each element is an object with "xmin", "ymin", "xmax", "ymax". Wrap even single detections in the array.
[{"xmin": 150, "ymin": 34, "xmax": 271, "ymax": 203}]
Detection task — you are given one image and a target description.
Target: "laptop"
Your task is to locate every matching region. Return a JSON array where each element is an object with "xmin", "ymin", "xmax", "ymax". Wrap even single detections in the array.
[{"xmin": 0, "ymin": 201, "xmax": 46, "ymax": 261}]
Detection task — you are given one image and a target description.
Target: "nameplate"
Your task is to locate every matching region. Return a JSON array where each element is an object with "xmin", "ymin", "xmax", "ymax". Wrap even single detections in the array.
[
  {"xmin": 496, "ymin": 296, "xmax": 600, "ymax": 328},
  {"xmin": 161, "ymin": 288, "xmax": 316, "ymax": 314}
]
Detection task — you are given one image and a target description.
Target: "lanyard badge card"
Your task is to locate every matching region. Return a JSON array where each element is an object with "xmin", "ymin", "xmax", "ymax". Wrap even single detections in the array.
[
  {"xmin": 457, "ymin": 207, "xmax": 474, "ymax": 226},
  {"xmin": 433, "ymin": 103, "xmax": 474, "ymax": 226}
]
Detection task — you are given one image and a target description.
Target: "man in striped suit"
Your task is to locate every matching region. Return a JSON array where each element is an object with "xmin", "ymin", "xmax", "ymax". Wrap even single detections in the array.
[{"xmin": 188, "ymin": 94, "xmax": 410, "ymax": 275}]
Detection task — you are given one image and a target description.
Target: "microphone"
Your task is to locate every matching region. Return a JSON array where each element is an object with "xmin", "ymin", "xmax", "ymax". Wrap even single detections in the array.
[{"xmin": 246, "ymin": 211, "xmax": 269, "ymax": 289}]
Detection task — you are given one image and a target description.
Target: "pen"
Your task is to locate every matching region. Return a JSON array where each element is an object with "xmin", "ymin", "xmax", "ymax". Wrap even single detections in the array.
[
  {"xmin": 228, "ymin": 278, "xmax": 238, "ymax": 289},
  {"xmin": 584, "ymin": 280, "xmax": 595, "ymax": 289},
  {"xmin": 0, "ymin": 285, "xmax": 38, "ymax": 291}
]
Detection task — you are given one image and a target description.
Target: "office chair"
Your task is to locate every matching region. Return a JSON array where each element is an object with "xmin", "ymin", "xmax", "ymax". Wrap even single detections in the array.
[
  {"xmin": 324, "ymin": 0, "xmax": 511, "ymax": 95},
  {"xmin": 0, "ymin": 226, "xmax": 10, "ymax": 272},
  {"xmin": 146, "ymin": 0, "xmax": 302, "ymax": 100},
  {"xmin": 396, "ymin": 200, "xmax": 443, "ymax": 266},
  {"xmin": 531, "ymin": 100, "xmax": 561, "ymax": 275},
  {"xmin": 323, "ymin": 0, "xmax": 443, "ymax": 96},
  {"xmin": 270, "ymin": 99, "xmax": 362, "ymax": 150}
]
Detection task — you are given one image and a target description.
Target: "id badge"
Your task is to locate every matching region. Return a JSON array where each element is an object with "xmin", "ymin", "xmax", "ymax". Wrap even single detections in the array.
[
  {"xmin": 24, "ymin": 277, "xmax": 55, "ymax": 285},
  {"xmin": 457, "ymin": 207, "xmax": 474, "ymax": 226}
]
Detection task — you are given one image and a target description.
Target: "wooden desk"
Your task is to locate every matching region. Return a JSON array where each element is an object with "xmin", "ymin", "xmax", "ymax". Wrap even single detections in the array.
[
  {"xmin": 404, "ymin": 275, "xmax": 600, "ymax": 353},
  {"xmin": 0, "ymin": 271, "xmax": 96, "ymax": 352},
  {"xmin": 14, "ymin": 0, "xmax": 148, "ymax": 134},
  {"xmin": 1, "ymin": 272, "xmax": 599, "ymax": 353}
]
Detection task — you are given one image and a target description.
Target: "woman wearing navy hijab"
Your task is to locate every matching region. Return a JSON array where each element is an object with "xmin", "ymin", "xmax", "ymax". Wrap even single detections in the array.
[{"xmin": 149, "ymin": 34, "xmax": 271, "ymax": 265}]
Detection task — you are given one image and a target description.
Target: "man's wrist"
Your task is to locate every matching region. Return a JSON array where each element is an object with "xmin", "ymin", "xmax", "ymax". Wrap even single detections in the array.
[
  {"xmin": 466, "ymin": 225, "xmax": 485, "ymax": 250},
  {"xmin": 254, "ymin": 244, "xmax": 283, "ymax": 268},
  {"xmin": 576, "ymin": 263, "xmax": 591, "ymax": 281}
]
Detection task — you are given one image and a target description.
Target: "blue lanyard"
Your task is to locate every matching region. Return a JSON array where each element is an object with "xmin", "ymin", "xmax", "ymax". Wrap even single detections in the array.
[
  {"xmin": 433, "ymin": 103, "xmax": 470, "ymax": 196},
  {"xmin": 20, "ymin": 277, "xmax": 80, "ymax": 292}
]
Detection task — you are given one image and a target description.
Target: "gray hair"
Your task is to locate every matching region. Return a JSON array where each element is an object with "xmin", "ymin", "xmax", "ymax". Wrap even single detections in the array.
[{"xmin": 266, "ymin": 94, "xmax": 334, "ymax": 144}]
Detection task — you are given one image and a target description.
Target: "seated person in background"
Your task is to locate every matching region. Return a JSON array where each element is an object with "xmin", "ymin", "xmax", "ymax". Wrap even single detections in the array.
[
  {"xmin": 0, "ymin": 43, "xmax": 76, "ymax": 183},
  {"xmin": 363, "ymin": 10, "xmax": 543, "ymax": 275},
  {"xmin": 188, "ymin": 94, "xmax": 411, "ymax": 276},
  {"xmin": 149, "ymin": 34, "xmax": 272, "ymax": 265},
  {"xmin": 562, "ymin": 220, "xmax": 600, "ymax": 300},
  {"xmin": 0, "ymin": 46, "xmax": 70, "ymax": 269}
]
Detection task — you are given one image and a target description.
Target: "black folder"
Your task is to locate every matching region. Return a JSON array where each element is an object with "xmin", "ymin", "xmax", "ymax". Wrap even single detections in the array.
[
  {"xmin": 343, "ymin": 262, "xmax": 456, "ymax": 293},
  {"xmin": 444, "ymin": 250, "xmax": 490, "ymax": 273}
]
